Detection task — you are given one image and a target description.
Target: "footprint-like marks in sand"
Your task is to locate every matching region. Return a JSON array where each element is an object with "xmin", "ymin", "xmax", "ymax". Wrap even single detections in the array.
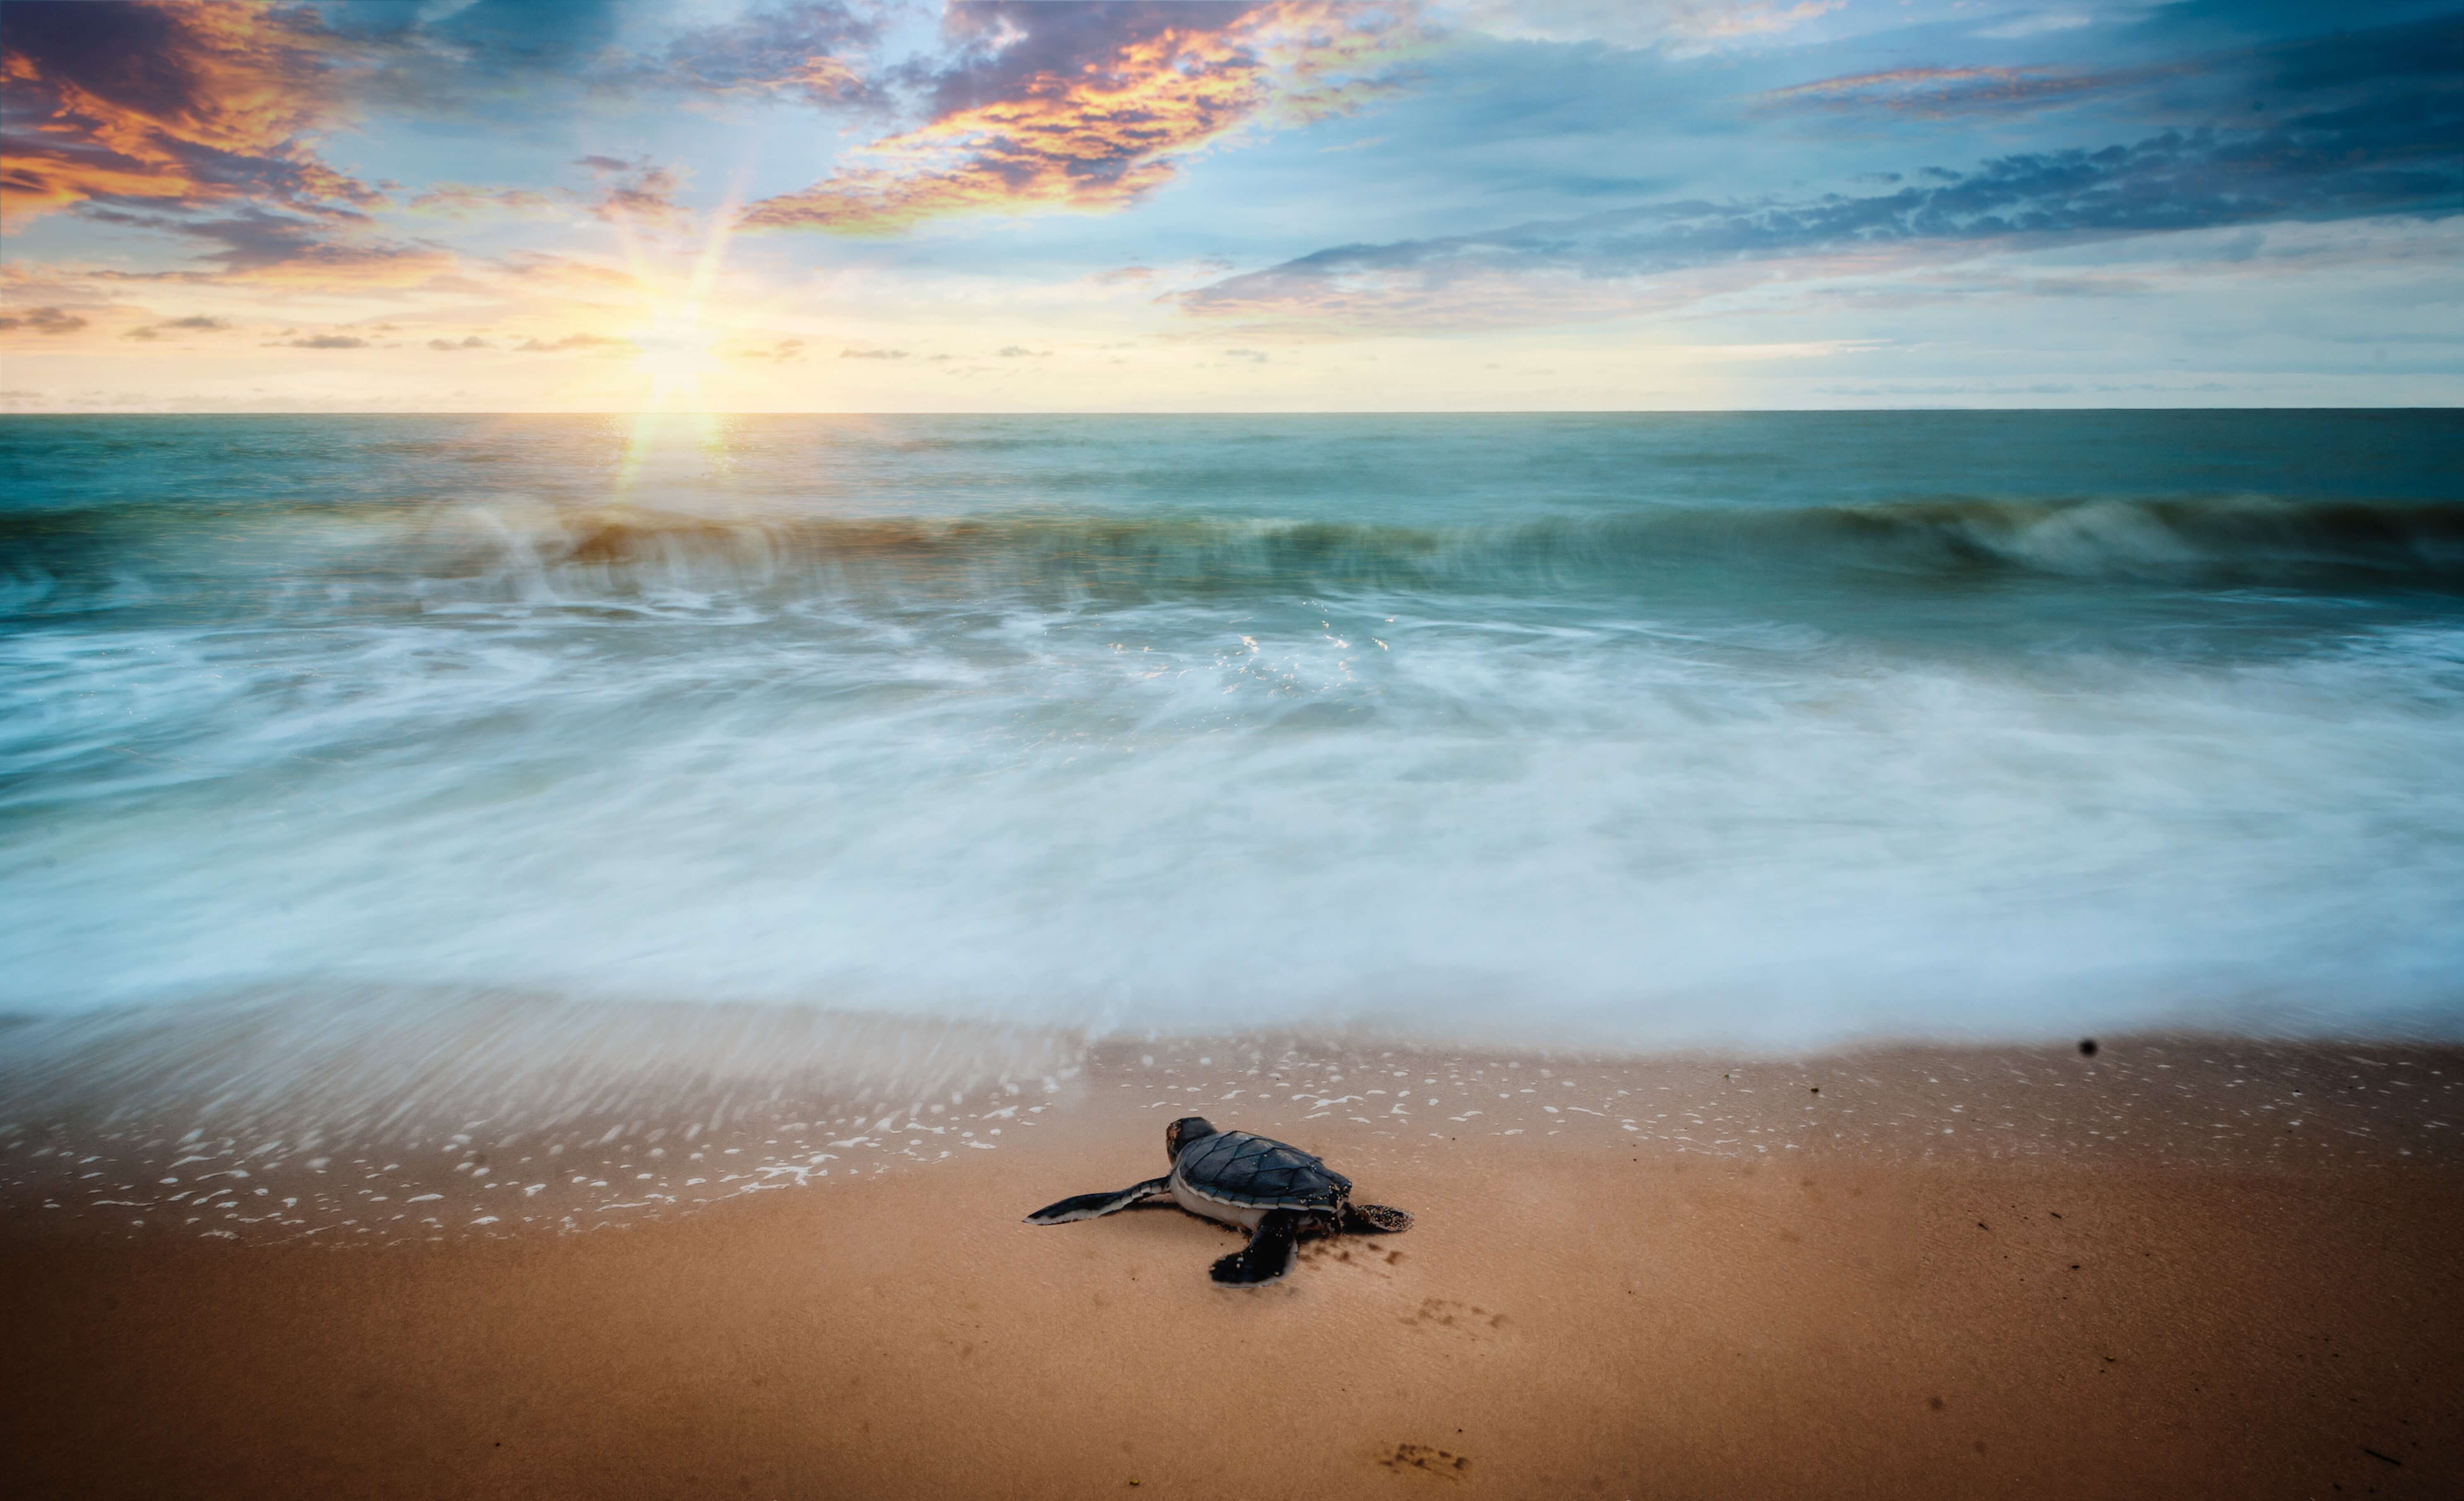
[
  {"xmin": 1403, "ymin": 1297, "xmax": 1507, "ymax": 1335},
  {"xmin": 1380, "ymin": 1443, "xmax": 1472, "ymax": 1480},
  {"xmin": 1303, "ymin": 1243, "xmax": 1408, "ymax": 1276}
]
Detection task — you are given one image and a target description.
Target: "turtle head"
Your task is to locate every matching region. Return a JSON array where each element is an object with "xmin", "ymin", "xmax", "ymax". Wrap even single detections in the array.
[{"xmin": 1165, "ymin": 1116, "xmax": 1219, "ymax": 1161}]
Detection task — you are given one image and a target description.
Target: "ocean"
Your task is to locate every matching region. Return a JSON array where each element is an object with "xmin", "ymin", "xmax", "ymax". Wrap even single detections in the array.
[{"xmin": 4, "ymin": 410, "xmax": 2461, "ymax": 1054}]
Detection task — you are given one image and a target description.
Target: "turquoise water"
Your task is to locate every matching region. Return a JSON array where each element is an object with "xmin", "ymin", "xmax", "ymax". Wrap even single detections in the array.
[{"xmin": 3, "ymin": 411, "xmax": 2461, "ymax": 1048}]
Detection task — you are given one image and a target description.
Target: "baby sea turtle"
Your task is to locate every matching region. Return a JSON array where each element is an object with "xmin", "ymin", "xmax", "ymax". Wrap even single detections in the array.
[{"xmin": 1024, "ymin": 1115, "xmax": 1413, "ymax": 1285}]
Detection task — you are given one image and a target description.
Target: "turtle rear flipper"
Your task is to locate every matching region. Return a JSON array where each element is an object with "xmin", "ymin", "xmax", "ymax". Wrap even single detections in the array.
[
  {"xmin": 1024, "ymin": 1177, "xmax": 1170, "ymax": 1225},
  {"xmin": 1210, "ymin": 1208, "xmax": 1303, "ymax": 1286},
  {"xmin": 1341, "ymin": 1203, "xmax": 1413, "ymax": 1235}
]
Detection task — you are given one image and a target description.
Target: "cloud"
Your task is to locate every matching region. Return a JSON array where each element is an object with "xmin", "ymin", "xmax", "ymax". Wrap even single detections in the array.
[
  {"xmin": 285, "ymin": 334, "xmax": 366, "ymax": 349},
  {"xmin": 1181, "ymin": 19, "xmax": 2464, "ymax": 328},
  {"xmin": 516, "ymin": 333, "xmax": 629, "ymax": 353},
  {"xmin": 407, "ymin": 183, "xmax": 565, "ymax": 218},
  {"xmin": 81, "ymin": 206, "xmax": 334, "ymax": 270},
  {"xmin": 840, "ymin": 345, "xmax": 909, "ymax": 358},
  {"xmin": 740, "ymin": 1, "xmax": 1428, "ymax": 233},
  {"xmin": 576, "ymin": 156, "xmax": 688, "ymax": 228},
  {"xmin": 1761, "ymin": 66, "xmax": 2126, "ymax": 117},
  {"xmin": 492, "ymin": 252, "xmax": 639, "ymax": 294},
  {"xmin": 1453, "ymin": 0, "xmax": 1846, "ymax": 52},
  {"xmin": 123, "ymin": 313, "xmax": 230, "ymax": 340},
  {"xmin": 0, "ymin": 0, "xmax": 377, "ymax": 223},
  {"xmin": 409, "ymin": 157, "xmax": 688, "ymax": 228},
  {"xmin": 1677, "ymin": 0, "xmax": 1847, "ymax": 45},
  {"xmin": 428, "ymin": 336, "xmax": 491, "ymax": 350},
  {"xmin": 75, "ymin": 204, "xmax": 455, "ymax": 286},
  {"xmin": 1976, "ymin": 11, "xmax": 2099, "ymax": 42},
  {"xmin": 0, "ymin": 3, "xmax": 482, "ymax": 292},
  {"xmin": 0, "ymin": 1, "xmax": 768, "ymax": 271},
  {"xmin": 331, "ymin": 0, "xmax": 887, "ymax": 120},
  {"xmin": 650, "ymin": 1, "xmax": 884, "ymax": 108},
  {"xmin": 995, "ymin": 345, "xmax": 1048, "ymax": 357},
  {"xmin": 0, "ymin": 306, "xmax": 87, "ymax": 334}
]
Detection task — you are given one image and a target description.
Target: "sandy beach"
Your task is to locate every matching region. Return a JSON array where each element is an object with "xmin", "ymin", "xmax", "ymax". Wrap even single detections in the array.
[{"xmin": 4, "ymin": 1033, "xmax": 2459, "ymax": 1500}]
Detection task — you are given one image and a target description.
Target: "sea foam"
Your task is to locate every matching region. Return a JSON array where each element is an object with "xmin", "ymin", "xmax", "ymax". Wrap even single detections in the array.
[{"xmin": 2, "ymin": 412, "xmax": 2460, "ymax": 1052}]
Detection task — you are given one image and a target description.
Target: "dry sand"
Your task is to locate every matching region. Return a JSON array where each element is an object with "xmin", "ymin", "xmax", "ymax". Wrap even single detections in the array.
[{"xmin": 4, "ymin": 1036, "xmax": 2460, "ymax": 1500}]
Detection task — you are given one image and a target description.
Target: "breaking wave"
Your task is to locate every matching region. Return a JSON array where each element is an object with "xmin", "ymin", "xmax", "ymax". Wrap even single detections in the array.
[{"xmin": 5, "ymin": 492, "xmax": 2462, "ymax": 618}]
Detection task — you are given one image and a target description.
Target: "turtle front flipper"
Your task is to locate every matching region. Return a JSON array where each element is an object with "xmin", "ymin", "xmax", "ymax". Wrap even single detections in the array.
[
  {"xmin": 1341, "ymin": 1203, "xmax": 1413, "ymax": 1235},
  {"xmin": 1023, "ymin": 1177, "xmax": 1171, "ymax": 1225},
  {"xmin": 1210, "ymin": 1208, "xmax": 1303, "ymax": 1286}
]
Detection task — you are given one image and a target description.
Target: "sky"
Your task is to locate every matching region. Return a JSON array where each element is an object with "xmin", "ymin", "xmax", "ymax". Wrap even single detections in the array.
[{"xmin": 1, "ymin": 0, "xmax": 2459, "ymax": 411}]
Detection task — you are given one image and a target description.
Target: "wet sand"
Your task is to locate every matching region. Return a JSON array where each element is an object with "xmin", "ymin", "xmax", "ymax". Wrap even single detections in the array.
[{"xmin": 3, "ymin": 1036, "xmax": 2461, "ymax": 1499}]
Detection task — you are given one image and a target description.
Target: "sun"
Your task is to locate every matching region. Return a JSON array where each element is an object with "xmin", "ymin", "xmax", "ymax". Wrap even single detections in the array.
[
  {"xmin": 629, "ymin": 308, "xmax": 723, "ymax": 409},
  {"xmin": 605, "ymin": 192, "xmax": 754, "ymax": 492},
  {"xmin": 609, "ymin": 184, "xmax": 746, "ymax": 415}
]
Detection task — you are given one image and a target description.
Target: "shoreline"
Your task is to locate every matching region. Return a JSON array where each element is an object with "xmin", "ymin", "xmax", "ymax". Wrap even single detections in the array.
[
  {"xmin": 4, "ymin": 1031, "xmax": 2462, "ymax": 1498},
  {"xmin": 4, "ymin": 1021, "xmax": 2458, "ymax": 1245}
]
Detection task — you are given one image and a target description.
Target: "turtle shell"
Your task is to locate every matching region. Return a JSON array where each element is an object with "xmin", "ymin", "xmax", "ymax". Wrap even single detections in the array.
[{"xmin": 1174, "ymin": 1129, "xmax": 1351, "ymax": 1211}]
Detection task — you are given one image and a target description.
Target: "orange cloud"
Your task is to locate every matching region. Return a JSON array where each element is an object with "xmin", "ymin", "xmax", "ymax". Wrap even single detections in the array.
[
  {"xmin": 0, "ymin": 0, "xmax": 372, "ymax": 224},
  {"xmin": 741, "ymin": 1, "xmax": 1426, "ymax": 234}
]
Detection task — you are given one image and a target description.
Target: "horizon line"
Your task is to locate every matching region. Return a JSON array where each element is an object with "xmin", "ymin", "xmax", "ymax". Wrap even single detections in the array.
[{"xmin": 2, "ymin": 405, "xmax": 2457, "ymax": 418}]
